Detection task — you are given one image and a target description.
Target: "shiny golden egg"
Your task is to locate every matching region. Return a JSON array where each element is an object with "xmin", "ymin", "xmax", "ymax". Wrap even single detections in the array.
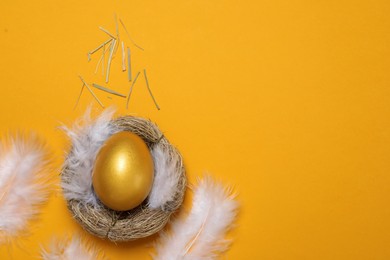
[{"xmin": 92, "ymin": 131, "xmax": 154, "ymax": 211}]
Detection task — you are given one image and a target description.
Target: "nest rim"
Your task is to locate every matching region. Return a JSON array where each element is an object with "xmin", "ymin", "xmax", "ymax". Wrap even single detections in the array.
[{"xmin": 62, "ymin": 116, "xmax": 186, "ymax": 242}]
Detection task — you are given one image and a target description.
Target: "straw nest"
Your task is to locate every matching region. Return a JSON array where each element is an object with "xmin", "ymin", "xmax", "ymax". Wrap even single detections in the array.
[{"xmin": 61, "ymin": 116, "xmax": 186, "ymax": 242}]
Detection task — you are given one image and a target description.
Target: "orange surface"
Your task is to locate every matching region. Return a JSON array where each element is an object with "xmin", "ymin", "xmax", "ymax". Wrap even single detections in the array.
[{"xmin": 0, "ymin": 0, "xmax": 390, "ymax": 259}]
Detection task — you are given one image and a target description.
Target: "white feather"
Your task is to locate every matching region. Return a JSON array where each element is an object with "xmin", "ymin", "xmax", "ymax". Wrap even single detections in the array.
[
  {"xmin": 61, "ymin": 106, "xmax": 119, "ymax": 206},
  {"xmin": 154, "ymin": 176, "xmax": 239, "ymax": 260},
  {"xmin": 41, "ymin": 235, "xmax": 105, "ymax": 260},
  {"xmin": 0, "ymin": 134, "xmax": 51, "ymax": 242},
  {"xmin": 148, "ymin": 145, "xmax": 181, "ymax": 209}
]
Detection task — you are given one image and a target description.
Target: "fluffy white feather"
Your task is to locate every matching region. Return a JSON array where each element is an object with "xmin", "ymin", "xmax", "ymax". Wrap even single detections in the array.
[
  {"xmin": 154, "ymin": 176, "xmax": 239, "ymax": 260},
  {"xmin": 0, "ymin": 134, "xmax": 51, "ymax": 242},
  {"xmin": 41, "ymin": 235, "xmax": 105, "ymax": 260},
  {"xmin": 148, "ymin": 145, "xmax": 181, "ymax": 209},
  {"xmin": 61, "ymin": 106, "xmax": 119, "ymax": 206}
]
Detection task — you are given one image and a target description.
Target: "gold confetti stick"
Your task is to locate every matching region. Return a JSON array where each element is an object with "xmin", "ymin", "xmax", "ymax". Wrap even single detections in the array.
[
  {"xmin": 94, "ymin": 43, "xmax": 110, "ymax": 74},
  {"xmin": 78, "ymin": 76, "xmax": 104, "ymax": 108},
  {"xmin": 115, "ymin": 14, "xmax": 120, "ymax": 38},
  {"xmin": 105, "ymin": 39, "xmax": 117, "ymax": 83},
  {"xmin": 102, "ymin": 43, "xmax": 105, "ymax": 76},
  {"xmin": 126, "ymin": 71, "xmax": 140, "ymax": 109},
  {"xmin": 143, "ymin": 69, "xmax": 160, "ymax": 110},
  {"xmin": 73, "ymin": 83, "xmax": 85, "ymax": 110},
  {"xmin": 114, "ymin": 14, "xmax": 120, "ymax": 54},
  {"xmin": 119, "ymin": 18, "xmax": 144, "ymax": 51},
  {"xmin": 89, "ymin": 38, "xmax": 113, "ymax": 56},
  {"xmin": 127, "ymin": 47, "xmax": 132, "ymax": 81},
  {"xmin": 99, "ymin": 26, "xmax": 116, "ymax": 39},
  {"xmin": 121, "ymin": 41, "xmax": 126, "ymax": 71},
  {"xmin": 92, "ymin": 83, "xmax": 126, "ymax": 98}
]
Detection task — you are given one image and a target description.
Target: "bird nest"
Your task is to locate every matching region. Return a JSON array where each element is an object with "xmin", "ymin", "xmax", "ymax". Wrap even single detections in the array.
[{"xmin": 61, "ymin": 115, "xmax": 186, "ymax": 242}]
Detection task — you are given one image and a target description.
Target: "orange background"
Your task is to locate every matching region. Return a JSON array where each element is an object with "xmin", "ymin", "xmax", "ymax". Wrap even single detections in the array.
[{"xmin": 1, "ymin": 0, "xmax": 390, "ymax": 259}]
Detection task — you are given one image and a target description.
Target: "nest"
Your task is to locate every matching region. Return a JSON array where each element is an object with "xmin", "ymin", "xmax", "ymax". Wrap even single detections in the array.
[{"xmin": 61, "ymin": 116, "xmax": 186, "ymax": 242}]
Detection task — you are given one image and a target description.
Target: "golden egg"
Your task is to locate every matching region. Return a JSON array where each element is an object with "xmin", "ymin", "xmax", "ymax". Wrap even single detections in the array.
[{"xmin": 92, "ymin": 131, "xmax": 154, "ymax": 211}]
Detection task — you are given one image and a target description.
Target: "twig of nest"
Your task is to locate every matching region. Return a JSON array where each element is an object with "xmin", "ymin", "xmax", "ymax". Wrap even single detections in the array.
[{"xmin": 61, "ymin": 110, "xmax": 186, "ymax": 242}]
